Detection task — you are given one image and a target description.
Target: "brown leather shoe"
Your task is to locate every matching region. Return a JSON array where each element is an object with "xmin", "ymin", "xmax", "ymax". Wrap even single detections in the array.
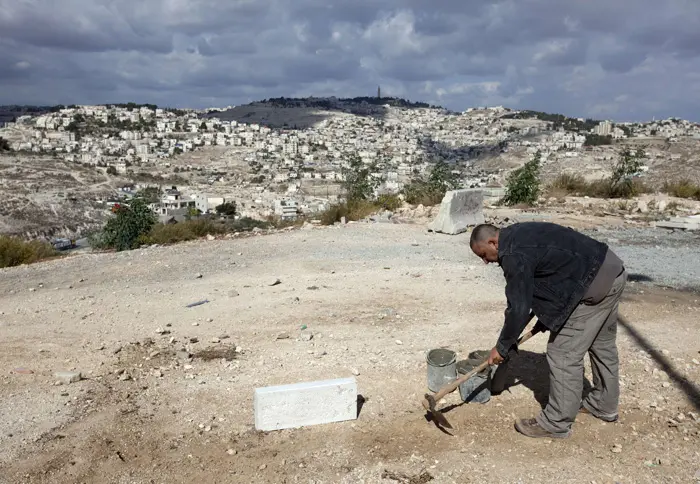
[
  {"xmin": 579, "ymin": 406, "xmax": 618, "ymax": 422},
  {"xmin": 514, "ymin": 418, "xmax": 571, "ymax": 439}
]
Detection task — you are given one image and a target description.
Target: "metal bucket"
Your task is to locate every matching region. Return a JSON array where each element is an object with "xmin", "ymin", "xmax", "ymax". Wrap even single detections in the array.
[
  {"xmin": 456, "ymin": 359, "xmax": 492, "ymax": 404},
  {"xmin": 426, "ymin": 348, "xmax": 457, "ymax": 393}
]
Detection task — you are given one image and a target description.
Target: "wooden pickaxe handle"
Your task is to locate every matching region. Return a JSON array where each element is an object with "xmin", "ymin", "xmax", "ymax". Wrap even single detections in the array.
[{"xmin": 429, "ymin": 322, "xmax": 542, "ymax": 403}]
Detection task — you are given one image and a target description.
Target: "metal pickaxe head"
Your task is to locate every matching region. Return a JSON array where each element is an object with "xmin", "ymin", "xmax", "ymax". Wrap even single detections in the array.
[{"xmin": 422, "ymin": 393, "xmax": 453, "ymax": 429}]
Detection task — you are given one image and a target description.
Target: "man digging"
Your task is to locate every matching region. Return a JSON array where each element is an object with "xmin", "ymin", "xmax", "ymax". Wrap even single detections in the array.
[{"xmin": 469, "ymin": 222, "xmax": 627, "ymax": 439}]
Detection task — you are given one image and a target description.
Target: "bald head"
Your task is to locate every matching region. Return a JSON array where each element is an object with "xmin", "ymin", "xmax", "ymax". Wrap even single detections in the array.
[
  {"xmin": 470, "ymin": 224, "xmax": 499, "ymax": 246},
  {"xmin": 470, "ymin": 224, "xmax": 500, "ymax": 264}
]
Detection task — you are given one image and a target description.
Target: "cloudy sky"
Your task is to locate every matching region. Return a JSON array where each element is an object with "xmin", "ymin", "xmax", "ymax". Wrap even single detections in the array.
[{"xmin": 1, "ymin": 0, "xmax": 699, "ymax": 121}]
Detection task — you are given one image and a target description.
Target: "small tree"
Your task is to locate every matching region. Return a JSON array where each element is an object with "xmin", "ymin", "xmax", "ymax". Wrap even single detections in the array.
[
  {"xmin": 341, "ymin": 154, "xmax": 379, "ymax": 201},
  {"xmin": 402, "ymin": 160, "xmax": 460, "ymax": 206},
  {"xmin": 106, "ymin": 165, "xmax": 118, "ymax": 176},
  {"xmin": 91, "ymin": 198, "xmax": 156, "ymax": 251},
  {"xmin": 609, "ymin": 147, "xmax": 646, "ymax": 198},
  {"xmin": 215, "ymin": 201, "xmax": 237, "ymax": 217},
  {"xmin": 0, "ymin": 137, "xmax": 10, "ymax": 151},
  {"xmin": 501, "ymin": 150, "xmax": 542, "ymax": 206}
]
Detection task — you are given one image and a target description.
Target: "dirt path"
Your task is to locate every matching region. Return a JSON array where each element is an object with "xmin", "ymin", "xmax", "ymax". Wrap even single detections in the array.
[{"xmin": 1, "ymin": 223, "xmax": 699, "ymax": 483}]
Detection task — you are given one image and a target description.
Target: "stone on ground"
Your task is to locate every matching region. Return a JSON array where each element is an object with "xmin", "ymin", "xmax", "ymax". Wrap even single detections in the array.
[
  {"xmin": 254, "ymin": 377, "xmax": 357, "ymax": 431},
  {"xmin": 55, "ymin": 371, "xmax": 82, "ymax": 384},
  {"xmin": 428, "ymin": 188, "xmax": 485, "ymax": 235}
]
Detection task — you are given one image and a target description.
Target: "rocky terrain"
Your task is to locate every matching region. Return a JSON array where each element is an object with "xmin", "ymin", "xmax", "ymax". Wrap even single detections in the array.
[
  {"xmin": 1, "ymin": 214, "xmax": 699, "ymax": 483},
  {"xmin": 0, "ymin": 155, "xmax": 114, "ymax": 238}
]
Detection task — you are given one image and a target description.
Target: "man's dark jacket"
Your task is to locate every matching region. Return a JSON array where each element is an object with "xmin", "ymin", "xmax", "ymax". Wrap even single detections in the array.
[{"xmin": 495, "ymin": 222, "xmax": 608, "ymax": 356}]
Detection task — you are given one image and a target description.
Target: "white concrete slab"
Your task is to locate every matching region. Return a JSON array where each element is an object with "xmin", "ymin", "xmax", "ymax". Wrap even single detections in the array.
[
  {"xmin": 254, "ymin": 377, "xmax": 357, "ymax": 431},
  {"xmin": 427, "ymin": 188, "xmax": 485, "ymax": 235}
]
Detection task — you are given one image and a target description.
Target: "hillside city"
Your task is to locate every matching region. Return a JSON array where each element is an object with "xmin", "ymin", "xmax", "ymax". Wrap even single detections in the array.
[{"xmin": 1, "ymin": 97, "xmax": 700, "ymax": 232}]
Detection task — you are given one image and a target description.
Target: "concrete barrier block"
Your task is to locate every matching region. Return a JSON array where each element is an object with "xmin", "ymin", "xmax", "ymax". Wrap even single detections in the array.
[
  {"xmin": 428, "ymin": 188, "xmax": 485, "ymax": 235},
  {"xmin": 254, "ymin": 377, "xmax": 357, "ymax": 431}
]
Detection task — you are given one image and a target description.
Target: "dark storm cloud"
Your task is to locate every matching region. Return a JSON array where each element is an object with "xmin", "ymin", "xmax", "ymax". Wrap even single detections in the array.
[{"xmin": 0, "ymin": 0, "xmax": 699, "ymax": 120}]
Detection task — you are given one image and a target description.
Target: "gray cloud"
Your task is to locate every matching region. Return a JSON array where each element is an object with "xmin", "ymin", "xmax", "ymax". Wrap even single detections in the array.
[{"xmin": 0, "ymin": 0, "xmax": 699, "ymax": 120}]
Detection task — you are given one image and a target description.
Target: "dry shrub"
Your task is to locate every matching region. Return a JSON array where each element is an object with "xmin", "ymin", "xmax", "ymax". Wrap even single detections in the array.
[
  {"xmin": 0, "ymin": 236, "xmax": 58, "ymax": 268},
  {"xmin": 548, "ymin": 175, "xmax": 650, "ymax": 199},
  {"xmin": 662, "ymin": 179, "xmax": 700, "ymax": 200},
  {"xmin": 548, "ymin": 174, "xmax": 588, "ymax": 194},
  {"xmin": 318, "ymin": 199, "xmax": 388, "ymax": 225}
]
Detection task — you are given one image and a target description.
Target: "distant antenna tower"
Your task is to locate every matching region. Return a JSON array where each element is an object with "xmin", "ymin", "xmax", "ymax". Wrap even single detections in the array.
[{"xmin": 377, "ymin": 85, "xmax": 381, "ymax": 99}]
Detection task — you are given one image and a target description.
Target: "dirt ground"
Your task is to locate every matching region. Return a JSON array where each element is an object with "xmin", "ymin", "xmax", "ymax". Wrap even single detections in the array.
[{"xmin": 1, "ymin": 221, "xmax": 699, "ymax": 483}]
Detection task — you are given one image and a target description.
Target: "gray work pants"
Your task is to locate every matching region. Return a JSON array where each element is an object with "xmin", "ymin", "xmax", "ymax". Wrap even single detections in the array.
[{"xmin": 536, "ymin": 270, "xmax": 627, "ymax": 436}]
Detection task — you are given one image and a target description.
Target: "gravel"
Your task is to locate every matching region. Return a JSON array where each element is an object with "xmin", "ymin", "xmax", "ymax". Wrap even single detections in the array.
[{"xmin": 583, "ymin": 227, "xmax": 700, "ymax": 291}]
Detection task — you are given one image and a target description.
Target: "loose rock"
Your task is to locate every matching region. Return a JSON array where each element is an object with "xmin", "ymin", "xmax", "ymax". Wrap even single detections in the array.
[
  {"xmin": 55, "ymin": 371, "xmax": 82, "ymax": 384},
  {"xmin": 611, "ymin": 444, "xmax": 623, "ymax": 453}
]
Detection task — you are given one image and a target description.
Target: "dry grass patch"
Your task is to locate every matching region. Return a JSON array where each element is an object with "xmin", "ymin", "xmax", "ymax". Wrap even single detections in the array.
[{"xmin": 0, "ymin": 235, "xmax": 58, "ymax": 268}]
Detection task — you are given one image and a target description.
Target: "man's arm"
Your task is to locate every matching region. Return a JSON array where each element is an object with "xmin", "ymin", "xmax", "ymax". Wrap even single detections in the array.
[{"xmin": 495, "ymin": 254, "xmax": 535, "ymax": 357}]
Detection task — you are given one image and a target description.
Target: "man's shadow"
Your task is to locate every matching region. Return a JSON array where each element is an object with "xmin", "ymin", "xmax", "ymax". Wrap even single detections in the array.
[{"xmin": 494, "ymin": 350, "xmax": 594, "ymax": 407}]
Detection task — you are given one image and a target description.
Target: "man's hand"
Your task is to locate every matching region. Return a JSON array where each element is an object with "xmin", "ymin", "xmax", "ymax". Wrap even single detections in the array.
[{"xmin": 488, "ymin": 346, "xmax": 505, "ymax": 365}]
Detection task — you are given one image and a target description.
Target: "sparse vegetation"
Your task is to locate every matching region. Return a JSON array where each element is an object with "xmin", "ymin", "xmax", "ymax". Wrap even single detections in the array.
[
  {"xmin": 548, "ymin": 173, "xmax": 588, "ymax": 195},
  {"xmin": 141, "ymin": 217, "xmax": 270, "ymax": 245},
  {"xmin": 317, "ymin": 199, "xmax": 382, "ymax": 225},
  {"xmin": 500, "ymin": 150, "xmax": 542, "ymax": 206},
  {"xmin": 546, "ymin": 148, "xmax": 650, "ymax": 199},
  {"xmin": 341, "ymin": 154, "xmax": 379, "ymax": 201},
  {"xmin": 0, "ymin": 235, "xmax": 58, "ymax": 268},
  {"xmin": 402, "ymin": 160, "xmax": 459, "ymax": 206},
  {"xmin": 662, "ymin": 179, "xmax": 700, "ymax": 200},
  {"xmin": 608, "ymin": 147, "xmax": 647, "ymax": 198},
  {"xmin": 136, "ymin": 186, "xmax": 162, "ymax": 204},
  {"xmin": 0, "ymin": 137, "xmax": 10, "ymax": 152},
  {"xmin": 375, "ymin": 194, "xmax": 402, "ymax": 211},
  {"xmin": 106, "ymin": 165, "xmax": 118, "ymax": 176}
]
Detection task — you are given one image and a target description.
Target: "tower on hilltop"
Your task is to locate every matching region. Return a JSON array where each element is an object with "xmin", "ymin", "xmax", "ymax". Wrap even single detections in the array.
[{"xmin": 377, "ymin": 85, "xmax": 381, "ymax": 99}]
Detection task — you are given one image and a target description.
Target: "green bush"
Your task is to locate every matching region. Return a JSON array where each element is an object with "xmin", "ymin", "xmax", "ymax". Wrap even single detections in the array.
[
  {"xmin": 376, "ymin": 194, "xmax": 402, "ymax": 211},
  {"xmin": 141, "ymin": 219, "xmax": 219, "ymax": 245},
  {"xmin": 141, "ymin": 217, "xmax": 271, "ymax": 245},
  {"xmin": 607, "ymin": 147, "xmax": 647, "ymax": 198},
  {"xmin": 501, "ymin": 151, "xmax": 542, "ymax": 206},
  {"xmin": 341, "ymin": 154, "xmax": 379, "ymax": 201},
  {"xmin": 0, "ymin": 236, "xmax": 58, "ymax": 268},
  {"xmin": 90, "ymin": 198, "xmax": 156, "ymax": 251},
  {"xmin": 215, "ymin": 201, "xmax": 237, "ymax": 217},
  {"xmin": 229, "ymin": 217, "xmax": 270, "ymax": 232},
  {"xmin": 402, "ymin": 160, "xmax": 459, "ymax": 206},
  {"xmin": 317, "ymin": 200, "xmax": 384, "ymax": 225}
]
